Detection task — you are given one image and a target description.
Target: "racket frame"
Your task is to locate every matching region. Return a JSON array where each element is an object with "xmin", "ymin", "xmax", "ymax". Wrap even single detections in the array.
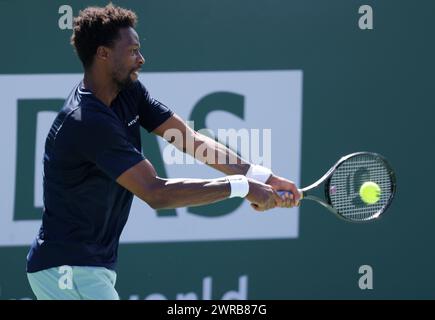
[{"xmin": 301, "ymin": 152, "xmax": 396, "ymax": 222}]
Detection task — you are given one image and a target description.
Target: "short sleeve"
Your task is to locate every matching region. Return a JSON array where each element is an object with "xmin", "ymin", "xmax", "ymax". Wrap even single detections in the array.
[
  {"xmin": 75, "ymin": 110, "xmax": 145, "ymax": 180},
  {"xmin": 136, "ymin": 81, "xmax": 173, "ymax": 132}
]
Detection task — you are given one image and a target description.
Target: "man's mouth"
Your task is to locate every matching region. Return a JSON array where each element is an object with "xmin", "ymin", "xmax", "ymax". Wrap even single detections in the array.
[{"xmin": 130, "ymin": 69, "xmax": 141, "ymax": 79}]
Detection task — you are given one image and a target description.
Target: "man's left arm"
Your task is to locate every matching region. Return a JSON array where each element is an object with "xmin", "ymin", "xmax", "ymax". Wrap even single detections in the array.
[{"xmin": 152, "ymin": 114, "xmax": 301, "ymax": 207}]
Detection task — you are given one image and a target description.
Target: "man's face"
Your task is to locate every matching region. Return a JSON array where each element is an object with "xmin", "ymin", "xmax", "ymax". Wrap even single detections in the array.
[{"xmin": 109, "ymin": 27, "xmax": 144, "ymax": 89}]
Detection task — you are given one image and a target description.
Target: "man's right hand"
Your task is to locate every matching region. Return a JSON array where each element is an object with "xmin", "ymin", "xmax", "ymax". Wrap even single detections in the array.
[{"xmin": 246, "ymin": 179, "xmax": 283, "ymax": 212}]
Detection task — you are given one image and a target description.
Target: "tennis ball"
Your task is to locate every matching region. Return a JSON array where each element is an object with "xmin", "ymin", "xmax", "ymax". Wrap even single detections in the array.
[{"xmin": 359, "ymin": 181, "xmax": 381, "ymax": 205}]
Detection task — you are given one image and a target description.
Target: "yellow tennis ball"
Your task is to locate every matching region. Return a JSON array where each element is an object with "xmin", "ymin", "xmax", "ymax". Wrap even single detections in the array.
[{"xmin": 359, "ymin": 181, "xmax": 381, "ymax": 204}]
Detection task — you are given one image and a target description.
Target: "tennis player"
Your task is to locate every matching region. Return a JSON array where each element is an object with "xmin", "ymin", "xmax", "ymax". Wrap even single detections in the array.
[{"xmin": 26, "ymin": 4, "xmax": 301, "ymax": 300}]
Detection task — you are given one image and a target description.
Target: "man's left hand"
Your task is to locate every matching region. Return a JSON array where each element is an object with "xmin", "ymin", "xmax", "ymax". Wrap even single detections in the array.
[{"xmin": 266, "ymin": 175, "xmax": 301, "ymax": 208}]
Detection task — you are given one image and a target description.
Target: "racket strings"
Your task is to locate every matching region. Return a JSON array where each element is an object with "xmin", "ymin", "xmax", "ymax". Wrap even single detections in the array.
[{"xmin": 328, "ymin": 154, "xmax": 393, "ymax": 221}]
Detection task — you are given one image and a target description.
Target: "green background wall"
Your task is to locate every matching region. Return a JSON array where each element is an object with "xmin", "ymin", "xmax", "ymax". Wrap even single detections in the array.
[{"xmin": 0, "ymin": 0, "xmax": 434, "ymax": 299}]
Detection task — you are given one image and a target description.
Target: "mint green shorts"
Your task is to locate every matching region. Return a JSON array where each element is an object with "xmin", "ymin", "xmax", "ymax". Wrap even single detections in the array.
[{"xmin": 27, "ymin": 266, "xmax": 119, "ymax": 300}]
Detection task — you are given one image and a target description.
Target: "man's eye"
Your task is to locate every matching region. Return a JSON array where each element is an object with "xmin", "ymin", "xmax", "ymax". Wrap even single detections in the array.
[{"xmin": 131, "ymin": 48, "xmax": 139, "ymax": 55}]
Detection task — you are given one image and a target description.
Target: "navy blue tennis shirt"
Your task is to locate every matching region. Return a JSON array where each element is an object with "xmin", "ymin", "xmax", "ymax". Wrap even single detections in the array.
[{"xmin": 26, "ymin": 80, "xmax": 173, "ymax": 273}]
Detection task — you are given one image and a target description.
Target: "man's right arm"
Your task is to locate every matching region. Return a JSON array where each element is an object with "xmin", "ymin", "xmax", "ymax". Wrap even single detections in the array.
[{"xmin": 116, "ymin": 159, "xmax": 282, "ymax": 211}]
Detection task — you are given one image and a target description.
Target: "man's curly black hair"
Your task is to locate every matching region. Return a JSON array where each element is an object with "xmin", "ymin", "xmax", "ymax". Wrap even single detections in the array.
[{"xmin": 71, "ymin": 4, "xmax": 137, "ymax": 69}]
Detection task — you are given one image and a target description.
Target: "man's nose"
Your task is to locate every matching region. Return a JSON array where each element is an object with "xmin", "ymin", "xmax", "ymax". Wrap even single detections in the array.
[{"xmin": 138, "ymin": 52, "xmax": 145, "ymax": 65}]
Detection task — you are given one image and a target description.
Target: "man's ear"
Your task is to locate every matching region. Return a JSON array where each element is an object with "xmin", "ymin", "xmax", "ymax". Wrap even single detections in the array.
[{"xmin": 95, "ymin": 46, "xmax": 110, "ymax": 61}]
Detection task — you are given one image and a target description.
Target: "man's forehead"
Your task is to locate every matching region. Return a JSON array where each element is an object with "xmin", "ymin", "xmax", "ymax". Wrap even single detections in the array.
[{"xmin": 117, "ymin": 27, "xmax": 140, "ymax": 46}]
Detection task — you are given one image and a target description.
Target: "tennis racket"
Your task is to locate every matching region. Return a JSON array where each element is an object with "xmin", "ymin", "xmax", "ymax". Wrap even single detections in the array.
[{"xmin": 278, "ymin": 152, "xmax": 396, "ymax": 222}]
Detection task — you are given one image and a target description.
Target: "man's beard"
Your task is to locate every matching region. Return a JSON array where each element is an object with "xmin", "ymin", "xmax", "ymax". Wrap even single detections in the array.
[{"xmin": 113, "ymin": 69, "xmax": 135, "ymax": 91}]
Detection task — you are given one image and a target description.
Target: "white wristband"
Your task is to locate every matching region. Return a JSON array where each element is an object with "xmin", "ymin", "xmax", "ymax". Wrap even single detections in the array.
[
  {"xmin": 226, "ymin": 175, "xmax": 250, "ymax": 198},
  {"xmin": 245, "ymin": 164, "xmax": 272, "ymax": 184}
]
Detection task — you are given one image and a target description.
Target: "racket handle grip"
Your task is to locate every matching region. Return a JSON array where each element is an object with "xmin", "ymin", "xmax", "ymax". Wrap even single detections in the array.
[
  {"xmin": 277, "ymin": 190, "xmax": 304, "ymax": 199},
  {"xmin": 277, "ymin": 191, "xmax": 291, "ymax": 197}
]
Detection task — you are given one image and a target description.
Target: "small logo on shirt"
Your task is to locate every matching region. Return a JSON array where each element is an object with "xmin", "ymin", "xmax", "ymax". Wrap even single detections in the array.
[{"xmin": 127, "ymin": 115, "xmax": 139, "ymax": 127}]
